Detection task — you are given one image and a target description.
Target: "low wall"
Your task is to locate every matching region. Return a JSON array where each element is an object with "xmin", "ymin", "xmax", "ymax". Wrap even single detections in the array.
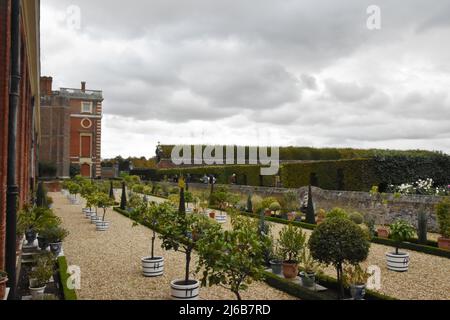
[{"xmin": 175, "ymin": 182, "xmax": 443, "ymax": 232}]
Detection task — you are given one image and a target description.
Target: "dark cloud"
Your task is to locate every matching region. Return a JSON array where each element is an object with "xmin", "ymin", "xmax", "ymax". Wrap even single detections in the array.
[{"xmin": 41, "ymin": 0, "xmax": 450, "ymax": 157}]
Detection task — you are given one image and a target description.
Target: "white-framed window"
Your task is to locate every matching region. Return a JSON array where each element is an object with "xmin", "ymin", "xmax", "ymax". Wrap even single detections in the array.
[{"xmin": 81, "ymin": 101, "xmax": 93, "ymax": 113}]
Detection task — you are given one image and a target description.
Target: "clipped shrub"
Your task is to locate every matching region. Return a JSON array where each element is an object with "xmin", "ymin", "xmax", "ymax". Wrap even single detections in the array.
[
  {"xmin": 326, "ymin": 208, "xmax": 349, "ymax": 220},
  {"xmin": 309, "ymin": 217, "xmax": 370, "ymax": 299},
  {"xmin": 436, "ymin": 198, "xmax": 450, "ymax": 238},
  {"xmin": 269, "ymin": 201, "xmax": 281, "ymax": 212},
  {"xmin": 349, "ymin": 212, "xmax": 364, "ymax": 225}
]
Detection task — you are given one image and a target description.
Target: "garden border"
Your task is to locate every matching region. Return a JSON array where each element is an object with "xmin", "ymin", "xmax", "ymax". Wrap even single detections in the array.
[{"xmin": 57, "ymin": 256, "xmax": 78, "ymax": 300}]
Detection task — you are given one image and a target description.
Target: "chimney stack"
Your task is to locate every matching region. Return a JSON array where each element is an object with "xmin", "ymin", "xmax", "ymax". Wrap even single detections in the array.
[
  {"xmin": 40, "ymin": 76, "xmax": 53, "ymax": 96},
  {"xmin": 81, "ymin": 81, "xmax": 86, "ymax": 92}
]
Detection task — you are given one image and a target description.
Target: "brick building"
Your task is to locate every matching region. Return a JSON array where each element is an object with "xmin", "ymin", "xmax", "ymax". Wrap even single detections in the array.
[
  {"xmin": 39, "ymin": 78, "xmax": 103, "ymax": 178},
  {"xmin": 0, "ymin": 0, "xmax": 41, "ymax": 299}
]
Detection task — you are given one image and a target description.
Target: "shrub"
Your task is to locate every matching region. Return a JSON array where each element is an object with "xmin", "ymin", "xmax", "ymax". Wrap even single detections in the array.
[
  {"xmin": 262, "ymin": 197, "xmax": 278, "ymax": 210},
  {"xmin": 349, "ymin": 212, "xmax": 364, "ymax": 225},
  {"xmin": 389, "ymin": 220, "xmax": 416, "ymax": 254},
  {"xmin": 278, "ymin": 224, "xmax": 306, "ymax": 263},
  {"xmin": 436, "ymin": 198, "xmax": 450, "ymax": 238},
  {"xmin": 269, "ymin": 201, "xmax": 281, "ymax": 212},
  {"xmin": 326, "ymin": 208, "xmax": 349, "ymax": 220},
  {"xmin": 251, "ymin": 195, "xmax": 263, "ymax": 214},
  {"xmin": 308, "ymin": 217, "xmax": 370, "ymax": 299},
  {"xmin": 39, "ymin": 226, "xmax": 69, "ymax": 243}
]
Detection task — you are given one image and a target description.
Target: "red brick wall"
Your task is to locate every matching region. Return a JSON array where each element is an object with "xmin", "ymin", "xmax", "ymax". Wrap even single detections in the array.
[{"xmin": 0, "ymin": 0, "xmax": 11, "ymax": 271}]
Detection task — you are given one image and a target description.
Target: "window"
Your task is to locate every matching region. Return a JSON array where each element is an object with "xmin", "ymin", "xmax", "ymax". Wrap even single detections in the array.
[{"xmin": 81, "ymin": 101, "xmax": 92, "ymax": 113}]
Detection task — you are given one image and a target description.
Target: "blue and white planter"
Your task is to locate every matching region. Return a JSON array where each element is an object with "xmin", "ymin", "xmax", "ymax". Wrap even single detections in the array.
[
  {"xmin": 96, "ymin": 220, "xmax": 110, "ymax": 231},
  {"xmin": 49, "ymin": 242, "xmax": 63, "ymax": 256},
  {"xmin": 141, "ymin": 256, "xmax": 164, "ymax": 277},
  {"xmin": 215, "ymin": 214, "xmax": 227, "ymax": 224},
  {"xmin": 170, "ymin": 279, "xmax": 199, "ymax": 300},
  {"xmin": 386, "ymin": 252, "xmax": 410, "ymax": 272},
  {"xmin": 91, "ymin": 215, "xmax": 102, "ymax": 225}
]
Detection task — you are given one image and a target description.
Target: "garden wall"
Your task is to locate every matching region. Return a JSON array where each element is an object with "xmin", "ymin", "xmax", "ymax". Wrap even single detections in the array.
[{"xmin": 174, "ymin": 182, "xmax": 443, "ymax": 232}]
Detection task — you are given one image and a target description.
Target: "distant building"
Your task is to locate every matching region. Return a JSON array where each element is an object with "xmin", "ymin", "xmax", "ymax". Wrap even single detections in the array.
[{"xmin": 39, "ymin": 77, "xmax": 104, "ymax": 178}]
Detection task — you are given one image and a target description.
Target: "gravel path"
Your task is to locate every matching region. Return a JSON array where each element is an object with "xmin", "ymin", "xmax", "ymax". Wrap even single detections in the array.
[
  {"xmin": 148, "ymin": 194, "xmax": 450, "ymax": 300},
  {"xmin": 51, "ymin": 192, "xmax": 297, "ymax": 300}
]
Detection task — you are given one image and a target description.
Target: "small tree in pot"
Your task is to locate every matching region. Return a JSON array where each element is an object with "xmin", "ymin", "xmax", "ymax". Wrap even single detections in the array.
[
  {"xmin": 130, "ymin": 201, "xmax": 171, "ymax": 277},
  {"xmin": 278, "ymin": 224, "xmax": 305, "ymax": 279},
  {"xmin": 18, "ymin": 205, "xmax": 59, "ymax": 246},
  {"xmin": 308, "ymin": 217, "xmax": 370, "ymax": 299},
  {"xmin": 67, "ymin": 181, "xmax": 81, "ymax": 204},
  {"xmin": 95, "ymin": 192, "xmax": 115, "ymax": 231},
  {"xmin": 436, "ymin": 198, "xmax": 450, "ymax": 250},
  {"xmin": 343, "ymin": 264, "xmax": 373, "ymax": 300},
  {"xmin": 28, "ymin": 253, "xmax": 54, "ymax": 300},
  {"xmin": 197, "ymin": 213, "xmax": 268, "ymax": 300},
  {"xmin": 159, "ymin": 200, "xmax": 218, "ymax": 300},
  {"xmin": 299, "ymin": 249, "xmax": 321, "ymax": 288},
  {"xmin": 40, "ymin": 226, "xmax": 69, "ymax": 256},
  {"xmin": 386, "ymin": 220, "xmax": 415, "ymax": 272}
]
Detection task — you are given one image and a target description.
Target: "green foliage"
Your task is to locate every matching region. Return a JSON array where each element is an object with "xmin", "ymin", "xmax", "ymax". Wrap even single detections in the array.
[
  {"xmin": 251, "ymin": 195, "xmax": 263, "ymax": 214},
  {"xmin": 343, "ymin": 264, "xmax": 373, "ymax": 286},
  {"xmin": 246, "ymin": 193, "xmax": 253, "ymax": 213},
  {"xmin": 90, "ymin": 192, "xmax": 115, "ymax": 220},
  {"xmin": 36, "ymin": 182, "xmax": 48, "ymax": 208},
  {"xmin": 18, "ymin": 205, "xmax": 61, "ymax": 233},
  {"xmin": 66, "ymin": 181, "xmax": 81, "ymax": 195},
  {"xmin": 261, "ymin": 197, "xmax": 278, "ymax": 210},
  {"xmin": 158, "ymin": 205, "xmax": 220, "ymax": 282},
  {"xmin": 283, "ymin": 191, "xmax": 298, "ymax": 212},
  {"xmin": 278, "ymin": 224, "xmax": 306, "ymax": 262},
  {"xmin": 309, "ymin": 218, "xmax": 370, "ymax": 267},
  {"xmin": 197, "ymin": 215, "xmax": 269, "ymax": 300},
  {"xmin": 349, "ymin": 212, "xmax": 364, "ymax": 225},
  {"xmin": 30, "ymin": 253, "xmax": 54, "ymax": 288},
  {"xmin": 389, "ymin": 220, "xmax": 416, "ymax": 253},
  {"xmin": 39, "ymin": 226, "xmax": 69, "ymax": 243},
  {"xmin": 269, "ymin": 201, "xmax": 281, "ymax": 212},
  {"xmin": 57, "ymin": 256, "xmax": 77, "ymax": 300},
  {"xmin": 436, "ymin": 198, "xmax": 450, "ymax": 238},
  {"xmin": 417, "ymin": 212, "xmax": 428, "ymax": 244},
  {"xmin": 209, "ymin": 186, "xmax": 239, "ymax": 210},
  {"xmin": 326, "ymin": 208, "xmax": 349, "ymax": 220},
  {"xmin": 308, "ymin": 217, "xmax": 370, "ymax": 298}
]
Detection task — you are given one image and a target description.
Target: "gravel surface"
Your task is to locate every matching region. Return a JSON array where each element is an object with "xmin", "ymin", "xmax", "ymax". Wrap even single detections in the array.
[
  {"xmin": 148, "ymin": 194, "xmax": 450, "ymax": 300},
  {"xmin": 51, "ymin": 192, "xmax": 297, "ymax": 300}
]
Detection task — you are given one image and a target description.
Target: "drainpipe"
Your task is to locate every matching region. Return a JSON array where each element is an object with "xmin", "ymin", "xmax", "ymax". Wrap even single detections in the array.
[{"xmin": 5, "ymin": 0, "xmax": 21, "ymax": 300}]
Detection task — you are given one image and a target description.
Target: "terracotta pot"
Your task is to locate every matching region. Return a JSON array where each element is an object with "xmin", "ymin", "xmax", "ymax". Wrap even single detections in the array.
[
  {"xmin": 438, "ymin": 237, "xmax": 450, "ymax": 251},
  {"xmin": 282, "ymin": 261, "xmax": 298, "ymax": 279},
  {"xmin": 209, "ymin": 211, "xmax": 216, "ymax": 219},
  {"xmin": 287, "ymin": 212, "xmax": 296, "ymax": 221},
  {"xmin": 377, "ymin": 228, "xmax": 389, "ymax": 238},
  {"xmin": 316, "ymin": 217, "xmax": 325, "ymax": 224}
]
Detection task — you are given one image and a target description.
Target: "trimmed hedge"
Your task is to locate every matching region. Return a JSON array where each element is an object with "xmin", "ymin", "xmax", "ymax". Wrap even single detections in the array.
[
  {"xmin": 57, "ymin": 256, "xmax": 77, "ymax": 300},
  {"xmin": 371, "ymin": 237, "xmax": 450, "ymax": 259}
]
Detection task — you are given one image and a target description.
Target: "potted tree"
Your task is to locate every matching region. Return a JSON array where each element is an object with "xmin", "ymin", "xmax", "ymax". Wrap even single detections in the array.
[
  {"xmin": 309, "ymin": 216, "xmax": 370, "ymax": 299},
  {"xmin": 95, "ymin": 192, "xmax": 115, "ymax": 231},
  {"xmin": 0, "ymin": 271, "xmax": 7, "ymax": 300},
  {"xmin": 343, "ymin": 264, "xmax": 373, "ymax": 300},
  {"xmin": 40, "ymin": 226, "xmax": 69, "ymax": 256},
  {"xmin": 67, "ymin": 181, "xmax": 81, "ymax": 205},
  {"xmin": 278, "ymin": 224, "xmax": 305, "ymax": 279},
  {"xmin": 269, "ymin": 201, "xmax": 281, "ymax": 218},
  {"xmin": 299, "ymin": 249, "xmax": 321, "ymax": 288},
  {"xmin": 436, "ymin": 198, "xmax": 450, "ymax": 250},
  {"xmin": 29, "ymin": 253, "xmax": 54, "ymax": 300},
  {"xmin": 130, "ymin": 201, "xmax": 170, "ymax": 277},
  {"xmin": 197, "ymin": 214, "xmax": 268, "ymax": 300},
  {"xmin": 159, "ymin": 191, "xmax": 216, "ymax": 300},
  {"xmin": 18, "ymin": 205, "xmax": 59, "ymax": 246},
  {"xmin": 386, "ymin": 220, "xmax": 415, "ymax": 272}
]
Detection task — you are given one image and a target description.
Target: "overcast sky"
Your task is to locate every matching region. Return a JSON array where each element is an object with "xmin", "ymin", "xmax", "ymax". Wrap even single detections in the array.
[{"xmin": 41, "ymin": 0, "xmax": 450, "ymax": 158}]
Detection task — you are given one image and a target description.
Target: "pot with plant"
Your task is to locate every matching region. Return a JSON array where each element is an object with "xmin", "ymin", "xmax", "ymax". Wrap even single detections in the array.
[
  {"xmin": 278, "ymin": 224, "xmax": 305, "ymax": 279},
  {"xmin": 386, "ymin": 220, "xmax": 415, "ymax": 272},
  {"xmin": 18, "ymin": 205, "xmax": 60, "ymax": 246},
  {"xmin": 299, "ymin": 249, "xmax": 320, "ymax": 288},
  {"xmin": 160, "ymin": 180, "xmax": 215, "ymax": 300},
  {"xmin": 436, "ymin": 198, "xmax": 450, "ymax": 250},
  {"xmin": 309, "ymin": 216, "xmax": 370, "ymax": 299},
  {"xmin": 94, "ymin": 192, "xmax": 114, "ymax": 231},
  {"xmin": 29, "ymin": 253, "xmax": 54, "ymax": 300},
  {"xmin": 197, "ymin": 214, "xmax": 268, "ymax": 300},
  {"xmin": 40, "ymin": 226, "xmax": 69, "ymax": 256},
  {"xmin": 130, "ymin": 202, "xmax": 169, "ymax": 277},
  {"xmin": 343, "ymin": 264, "xmax": 373, "ymax": 300},
  {"xmin": 0, "ymin": 271, "xmax": 7, "ymax": 300},
  {"xmin": 67, "ymin": 181, "xmax": 82, "ymax": 205}
]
